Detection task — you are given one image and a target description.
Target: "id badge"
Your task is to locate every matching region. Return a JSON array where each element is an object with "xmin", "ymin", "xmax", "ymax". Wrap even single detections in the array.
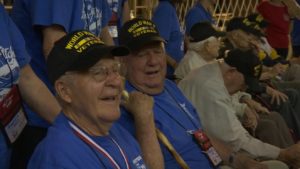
[
  {"xmin": 108, "ymin": 25, "xmax": 118, "ymax": 38},
  {"xmin": 0, "ymin": 85, "xmax": 27, "ymax": 144},
  {"xmin": 191, "ymin": 130, "xmax": 222, "ymax": 166}
]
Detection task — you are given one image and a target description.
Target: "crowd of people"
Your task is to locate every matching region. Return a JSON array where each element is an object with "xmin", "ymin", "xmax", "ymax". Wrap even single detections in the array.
[{"xmin": 1, "ymin": 0, "xmax": 300, "ymax": 169}]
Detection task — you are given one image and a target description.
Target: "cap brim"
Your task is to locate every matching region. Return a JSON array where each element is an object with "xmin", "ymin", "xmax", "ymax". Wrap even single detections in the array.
[
  {"xmin": 190, "ymin": 31, "xmax": 225, "ymax": 42},
  {"xmin": 126, "ymin": 36, "xmax": 166, "ymax": 51},
  {"xmin": 110, "ymin": 45, "xmax": 130, "ymax": 56},
  {"xmin": 215, "ymin": 31, "xmax": 226, "ymax": 37},
  {"xmin": 70, "ymin": 45, "xmax": 129, "ymax": 71},
  {"xmin": 243, "ymin": 27, "xmax": 264, "ymax": 37}
]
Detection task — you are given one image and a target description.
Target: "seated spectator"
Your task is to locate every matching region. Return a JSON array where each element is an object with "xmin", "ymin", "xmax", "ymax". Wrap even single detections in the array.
[
  {"xmin": 184, "ymin": 0, "xmax": 216, "ymax": 52},
  {"xmin": 230, "ymin": 91, "xmax": 294, "ymax": 148},
  {"xmin": 117, "ymin": 17, "xmax": 289, "ymax": 169},
  {"xmin": 175, "ymin": 21, "xmax": 224, "ymax": 80},
  {"xmin": 178, "ymin": 49, "xmax": 300, "ymax": 168},
  {"xmin": 221, "ymin": 17, "xmax": 300, "ymax": 138},
  {"xmin": 245, "ymin": 14, "xmax": 300, "ymax": 83},
  {"xmin": 175, "ymin": 21, "xmax": 293, "ymax": 149},
  {"xmin": 185, "ymin": 0, "xmax": 215, "ymax": 35},
  {"xmin": 28, "ymin": 30, "xmax": 163, "ymax": 169}
]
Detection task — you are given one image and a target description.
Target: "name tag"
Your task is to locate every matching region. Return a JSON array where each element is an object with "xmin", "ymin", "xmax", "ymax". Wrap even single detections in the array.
[
  {"xmin": 191, "ymin": 130, "xmax": 222, "ymax": 166},
  {"xmin": 109, "ymin": 25, "xmax": 118, "ymax": 38},
  {"xmin": 0, "ymin": 85, "xmax": 27, "ymax": 144}
]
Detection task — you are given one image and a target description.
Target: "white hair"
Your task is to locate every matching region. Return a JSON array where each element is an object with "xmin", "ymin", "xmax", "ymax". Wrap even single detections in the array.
[{"xmin": 188, "ymin": 36, "xmax": 218, "ymax": 52}]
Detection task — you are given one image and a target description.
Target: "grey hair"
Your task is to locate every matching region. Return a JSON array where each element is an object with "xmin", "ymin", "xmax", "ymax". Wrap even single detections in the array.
[
  {"xmin": 188, "ymin": 36, "xmax": 217, "ymax": 52},
  {"xmin": 54, "ymin": 73, "xmax": 77, "ymax": 106}
]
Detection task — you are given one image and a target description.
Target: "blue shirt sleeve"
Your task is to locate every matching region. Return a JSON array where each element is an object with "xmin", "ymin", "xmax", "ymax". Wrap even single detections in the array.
[
  {"xmin": 152, "ymin": 2, "xmax": 174, "ymax": 41},
  {"xmin": 117, "ymin": 107, "xmax": 137, "ymax": 137},
  {"xmin": 29, "ymin": 0, "xmax": 76, "ymax": 31},
  {"xmin": 185, "ymin": 5, "xmax": 213, "ymax": 35},
  {"xmin": 3, "ymin": 6, "xmax": 30, "ymax": 68},
  {"xmin": 101, "ymin": 0, "xmax": 112, "ymax": 28},
  {"xmin": 185, "ymin": 9, "xmax": 204, "ymax": 35}
]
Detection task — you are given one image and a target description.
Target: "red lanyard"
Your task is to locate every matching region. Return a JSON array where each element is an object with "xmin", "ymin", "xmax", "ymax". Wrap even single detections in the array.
[{"xmin": 69, "ymin": 121, "xmax": 130, "ymax": 169}]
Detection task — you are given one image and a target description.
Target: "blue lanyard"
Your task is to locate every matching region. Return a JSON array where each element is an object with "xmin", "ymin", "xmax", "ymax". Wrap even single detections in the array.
[{"xmin": 156, "ymin": 87, "xmax": 200, "ymax": 131}]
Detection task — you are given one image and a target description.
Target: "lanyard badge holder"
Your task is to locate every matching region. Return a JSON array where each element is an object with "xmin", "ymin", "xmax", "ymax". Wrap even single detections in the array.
[
  {"xmin": 0, "ymin": 85, "xmax": 27, "ymax": 144},
  {"xmin": 191, "ymin": 130, "xmax": 222, "ymax": 167},
  {"xmin": 108, "ymin": 13, "xmax": 119, "ymax": 38}
]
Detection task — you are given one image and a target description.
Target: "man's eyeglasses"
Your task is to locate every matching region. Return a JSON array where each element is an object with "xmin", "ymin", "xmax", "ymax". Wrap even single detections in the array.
[{"xmin": 88, "ymin": 62, "xmax": 121, "ymax": 82}]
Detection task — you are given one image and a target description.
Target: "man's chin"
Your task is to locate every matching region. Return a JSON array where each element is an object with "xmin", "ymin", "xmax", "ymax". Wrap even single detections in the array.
[{"xmin": 144, "ymin": 84, "xmax": 164, "ymax": 95}]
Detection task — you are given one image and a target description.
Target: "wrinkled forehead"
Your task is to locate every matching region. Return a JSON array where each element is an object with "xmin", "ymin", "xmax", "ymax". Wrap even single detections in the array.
[
  {"xmin": 91, "ymin": 57, "xmax": 119, "ymax": 66},
  {"xmin": 130, "ymin": 41, "xmax": 165, "ymax": 55},
  {"xmin": 233, "ymin": 29, "xmax": 251, "ymax": 37}
]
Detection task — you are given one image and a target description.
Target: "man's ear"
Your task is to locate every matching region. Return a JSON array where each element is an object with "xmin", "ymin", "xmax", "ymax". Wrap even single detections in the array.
[
  {"xmin": 224, "ymin": 68, "xmax": 236, "ymax": 80},
  {"xmin": 231, "ymin": 31, "xmax": 240, "ymax": 41},
  {"xmin": 116, "ymin": 56, "xmax": 128, "ymax": 77},
  {"xmin": 204, "ymin": 41, "xmax": 211, "ymax": 51},
  {"xmin": 55, "ymin": 80, "xmax": 72, "ymax": 103}
]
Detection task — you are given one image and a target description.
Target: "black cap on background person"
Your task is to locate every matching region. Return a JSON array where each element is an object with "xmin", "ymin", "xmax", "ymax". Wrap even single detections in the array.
[
  {"xmin": 247, "ymin": 13, "xmax": 268, "ymax": 29},
  {"xmin": 224, "ymin": 49, "xmax": 265, "ymax": 94},
  {"xmin": 226, "ymin": 17, "xmax": 264, "ymax": 38},
  {"xmin": 189, "ymin": 21, "xmax": 225, "ymax": 42}
]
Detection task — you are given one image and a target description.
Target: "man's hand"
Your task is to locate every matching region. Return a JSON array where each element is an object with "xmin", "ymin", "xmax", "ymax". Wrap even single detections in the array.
[
  {"xmin": 122, "ymin": 91, "xmax": 164, "ymax": 169},
  {"xmin": 278, "ymin": 143, "xmax": 300, "ymax": 168},
  {"xmin": 166, "ymin": 54, "xmax": 178, "ymax": 69},
  {"xmin": 242, "ymin": 98, "xmax": 270, "ymax": 114},
  {"xmin": 266, "ymin": 86, "xmax": 288, "ymax": 105},
  {"xmin": 121, "ymin": 91, "xmax": 154, "ymax": 121},
  {"xmin": 234, "ymin": 153, "xmax": 269, "ymax": 169},
  {"xmin": 272, "ymin": 63, "xmax": 288, "ymax": 76},
  {"xmin": 242, "ymin": 106, "xmax": 259, "ymax": 132}
]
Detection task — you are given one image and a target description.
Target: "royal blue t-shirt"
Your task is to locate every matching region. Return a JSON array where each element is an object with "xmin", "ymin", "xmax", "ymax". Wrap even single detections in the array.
[
  {"xmin": 10, "ymin": 0, "xmax": 112, "ymax": 127},
  {"xmin": 185, "ymin": 2, "xmax": 214, "ymax": 35},
  {"xmin": 152, "ymin": 1, "xmax": 184, "ymax": 77},
  {"xmin": 292, "ymin": 20, "xmax": 300, "ymax": 45},
  {"xmin": 28, "ymin": 113, "xmax": 146, "ymax": 169},
  {"xmin": 118, "ymin": 80, "xmax": 215, "ymax": 169},
  {"xmin": 0, "ymin": 4, "xmax": 30, "ymax": 169},
  {"xmin": 292, "ymin": 0, "xmax": 300, "ymax": 46}
]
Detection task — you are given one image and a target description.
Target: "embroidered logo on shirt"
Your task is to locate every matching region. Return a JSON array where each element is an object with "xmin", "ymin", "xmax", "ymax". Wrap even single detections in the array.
[
  {"xmin": 179, "ymin": 103, "xmax": 189, "ymax": 114},
  {"xmin": 0, "ymin": 46, "xmax": 19, "ymax": 99},
  {"xmin": 132, "ymin": 155, "xmax": 146, "ymax": 169},
  {"xmin": 107, "ymin": 0, "xmax": 119, "ymax": 13},
  {"xmin": 81, "ymin": 0, "xmax": 103, "ymax": 36}
]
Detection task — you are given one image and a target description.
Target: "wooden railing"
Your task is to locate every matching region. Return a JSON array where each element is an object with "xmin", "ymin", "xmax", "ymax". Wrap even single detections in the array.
[
  {"xmin": 176, "ymin": 0, "xmax": 259, "ymax": 30},
  {"xmin": 3, "ymin": 0, "xmax": 260, "ymax": 30},
  {"xmin": 214, "ymin": 0, "xmax": 259, "ymax": 30}
]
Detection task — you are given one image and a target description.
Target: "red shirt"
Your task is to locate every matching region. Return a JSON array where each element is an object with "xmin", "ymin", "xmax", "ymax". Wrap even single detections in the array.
[{"xmin": 257, "ymin": 1, "xmax": 290, "ymax": 48}]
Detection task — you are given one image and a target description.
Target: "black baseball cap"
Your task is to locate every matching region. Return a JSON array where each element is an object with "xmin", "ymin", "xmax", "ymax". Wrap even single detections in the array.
[
  {"xmin": 226, "ymin": 17, "xmax": 264, "ymax": 37},
  {"xmin": 119, "ymin": 18, "xmax": 165, "ymax": 51},
  {"xmin": 224, "ymin": 49, "xmax": 263, "ymax": 91},
  {"xmin": 247, "ymin": 13, "xmax": 268, "ymax": 29},
  {"xmin": 47, "ymin": 30, "xmax": 129, "ymax": 84},
  {"xmin": 190, "ymin": 22, "xmax": 225, "ymax": 42}
]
